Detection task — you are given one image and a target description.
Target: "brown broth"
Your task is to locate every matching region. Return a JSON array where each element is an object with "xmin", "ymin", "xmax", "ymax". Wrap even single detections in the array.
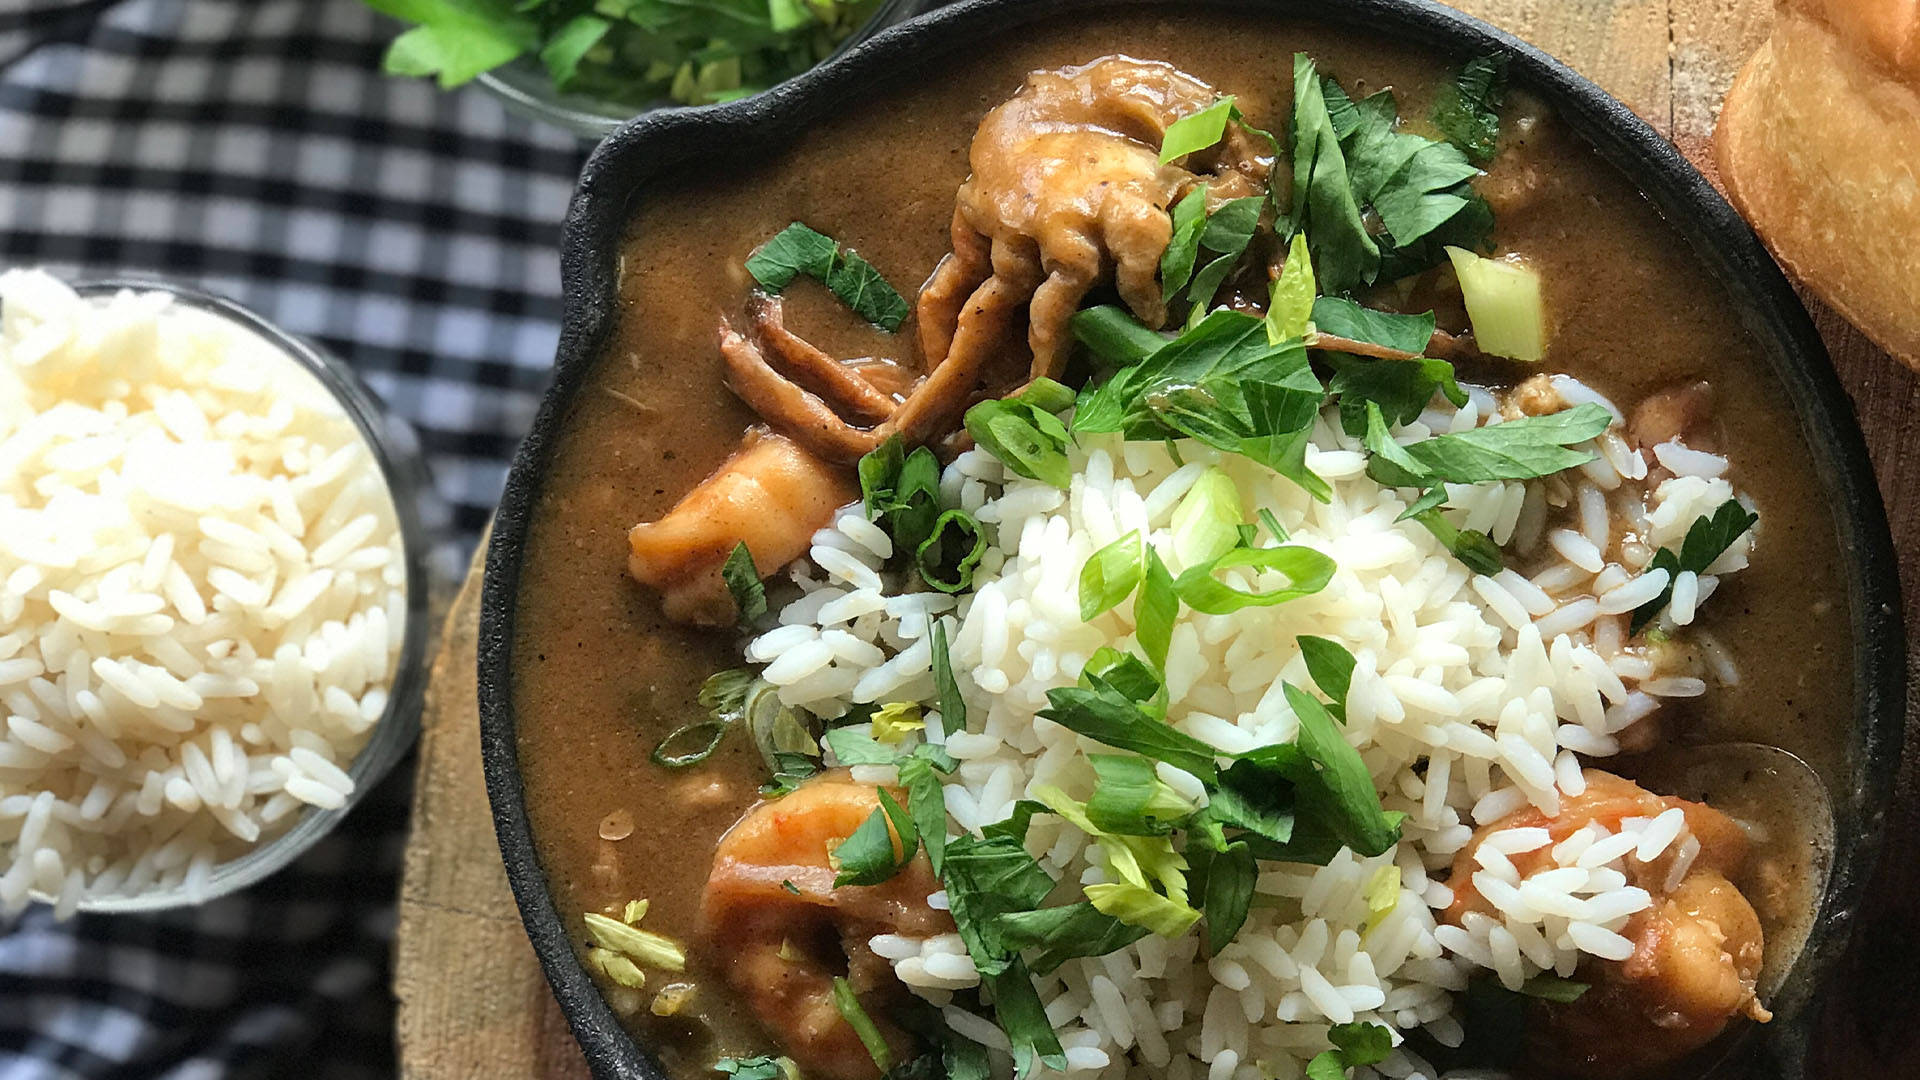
[{"xmin": 510, "ymin": 10, "xmax": 1853, "ymax": 1075}]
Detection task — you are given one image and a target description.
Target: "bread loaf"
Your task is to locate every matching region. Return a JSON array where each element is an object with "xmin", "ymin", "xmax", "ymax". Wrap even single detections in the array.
[{"xmin": 1715, "ymin": 0, "xmax": 1920, "ymax": 366}]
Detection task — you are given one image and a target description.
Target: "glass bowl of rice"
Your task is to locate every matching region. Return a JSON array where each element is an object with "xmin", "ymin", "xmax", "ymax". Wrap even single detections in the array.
[{"xmin": 0, "ymin": 271, "xmax": 436, "ymax": 914}]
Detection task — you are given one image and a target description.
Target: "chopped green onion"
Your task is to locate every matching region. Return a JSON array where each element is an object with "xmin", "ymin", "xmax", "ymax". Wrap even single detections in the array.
[
  {"xmin": 650, "ymin": 720, "xmax": 730, "ymax": 768},
  {"xmin": 1169, "ymin": 467, "xmax": 1244, "ymax": 567},
  {"xmin": 1160, "ymin": 96, "xmax": 1238, "ymax": 163},
  {"xmin": 1172, "ymin": 544, "xmax": 1336, "ymax": 615},
  {"xmin": 1079, "ymin": 530, "xmax": 1146, "ymax": 622},
  {"xmin": 915, "ymin": 509, "xmax": 986, "ymax": 593}
]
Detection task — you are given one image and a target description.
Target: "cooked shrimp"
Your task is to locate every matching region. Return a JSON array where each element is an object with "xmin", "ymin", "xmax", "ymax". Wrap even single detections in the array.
[
  {"xmin": 703, "ymin": 773, "xmax": 952, "ymax": 1080},
  {"xmin": 1447, "ymin": 770, "xmax": 1766, "ymax": 1077},
  {"xmin": 627, "ymin": 431, "xmax": 857, "ymax": 626}
]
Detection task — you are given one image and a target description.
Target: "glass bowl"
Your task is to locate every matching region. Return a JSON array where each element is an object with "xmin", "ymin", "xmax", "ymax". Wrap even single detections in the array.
[
  {"xmin": 48, "ymin": 278, "xmax": 440, "ymax": 913},
  {"xmin": 474, "ymin": 0, "xmax": 949, "ymax": 138}
]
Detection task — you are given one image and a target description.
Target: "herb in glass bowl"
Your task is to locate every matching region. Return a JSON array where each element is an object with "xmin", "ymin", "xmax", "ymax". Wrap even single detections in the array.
[{"xmin": 364, "ymin": 0, "xmax": 888, "ymax": 109}]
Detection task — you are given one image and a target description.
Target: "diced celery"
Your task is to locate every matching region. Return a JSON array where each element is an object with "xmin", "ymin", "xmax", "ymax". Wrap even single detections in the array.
[{"xmin": 1446, "ymin": 246, "xmax": 1546, "ymax": 363}]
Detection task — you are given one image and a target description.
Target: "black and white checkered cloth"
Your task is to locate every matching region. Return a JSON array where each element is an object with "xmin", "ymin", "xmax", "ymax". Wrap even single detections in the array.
[{"xmin": 0, "ymin": 1, "xmax": 587, "ymax": 1075}]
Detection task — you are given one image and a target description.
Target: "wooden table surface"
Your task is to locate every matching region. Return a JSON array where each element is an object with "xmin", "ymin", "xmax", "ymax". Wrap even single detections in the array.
[{"xmin": 392, "ymin": 2, "xmax": 1920, "ymax": 1075}]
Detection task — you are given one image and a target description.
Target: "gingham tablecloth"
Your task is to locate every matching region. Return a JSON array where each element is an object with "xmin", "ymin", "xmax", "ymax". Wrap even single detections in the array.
[{"xmin": 0, "ymin": 2, "xmax": 586, "ymax": 1075}]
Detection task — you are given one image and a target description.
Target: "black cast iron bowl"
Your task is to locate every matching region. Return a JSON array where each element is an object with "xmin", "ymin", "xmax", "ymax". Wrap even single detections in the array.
[{"xmin": 479, "ymin": 0, "xmax": 1907, "ymax": 1076}]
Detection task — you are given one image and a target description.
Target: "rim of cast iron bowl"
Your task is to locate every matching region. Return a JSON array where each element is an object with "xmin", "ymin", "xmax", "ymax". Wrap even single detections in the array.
[{"xmin": 478, "ymin": 1, "xmax": 1906, "ymax": 1076}]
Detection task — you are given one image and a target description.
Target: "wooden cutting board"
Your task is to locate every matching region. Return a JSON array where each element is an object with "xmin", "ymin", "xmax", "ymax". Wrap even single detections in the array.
[{"xmin": 393, "ymin": 2, "xmax": 1920, "ymax": 1074}]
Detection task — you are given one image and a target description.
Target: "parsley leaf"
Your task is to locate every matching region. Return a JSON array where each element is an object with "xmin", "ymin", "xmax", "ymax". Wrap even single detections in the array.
[
  {"xmin": 1201, "ymin": 840, "xmax": 1258, "ymax": 952},
  {"xmin": 830, "ymin": 789, "xmax": 917, "ymax": 887},
  {"xmin": 1267, "ymin": 232, "xmax": 1319, "ymax": 344},
  {"xmin": 1286, "ymin": 684, "xmax": 1401, "ymax": 857},
  {"xmin": 963, "ymin": 378, "xmax": 1075, "ymax": 489},
  {"xmin": 1038, "ymin": 675, "xmax": 1221, "ymax": 784},
  {"xmin": 1287, "ymin": 53, "xmax": 1379, "ymax": 293},
  {"xmin": 1630, "ymin": 498, "xmax": 1758, "ymax": 632},
  {"xmin": 1085, "ymin": 754, "xmax": 1195, "ymax": 836},
  {"xmin": 745, "ymin": 222, "xmax": 910, "ymax": 330},
  {"xmin": 1312, "ymin": 297, "xmax": 1437, "ymax": 355},
  {"xmin": 1306, "ymin": 1021, "xmax": 1394, "ymax": 1079},
  {"xmin": 1400, "ymin": 402, "xmax": 1611, "ymax": 481},
  {"xmin": 1298, "ymin": 635, "xmax": 1356, "ymax": 716},
  {"xmin": 992, "ymin": 902, "xmax": 1150, "ymax": 973},
  {"xmin": 720, "ymin": 542, "xmax": 766, "ymax": 625},
  {"xmin": 713, "ymin": 1055, "xmax": 793, "ymax": 1080},
  {"xmin": 931, "ymin": 618, "xmax": 966, "ymax": 736},
  {"xmin": 1434, "ymin": 54, "xmax": 1511, "ymax": 164},
  {"xmin": 1184, "ymin": 195, "xmax": 1267, "ymax": 319},
  {"xmin": 1160, "ymin": 187, "xmax": 1211, "ymax": 298}
]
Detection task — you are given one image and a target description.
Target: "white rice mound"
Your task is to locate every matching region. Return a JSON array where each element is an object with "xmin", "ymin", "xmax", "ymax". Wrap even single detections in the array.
[
  {"xmin": 0, "ymin": 270, "xmax": 406, "ymax": 914},
  {"xmin": 753, "ymin": 382, "xmax": 1755, "ymax": 1079}
]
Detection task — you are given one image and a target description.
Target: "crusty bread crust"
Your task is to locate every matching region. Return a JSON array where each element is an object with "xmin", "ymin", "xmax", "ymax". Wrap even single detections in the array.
[{"xmin": 1716, "ymin": 3, "xmax": 1920, "ymax": 366}]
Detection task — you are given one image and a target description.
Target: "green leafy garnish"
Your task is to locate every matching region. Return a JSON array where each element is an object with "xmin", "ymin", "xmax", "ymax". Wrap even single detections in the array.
[
  {"xmin": 720, "ymin": 542, "xmax": 766, "ymax": 626},
  {"xmin": 1312, "ymin": 296, "xmax": 1436, "ymax": 355},
  {"xmin": 1434, "ymin": 54, "xmax": 1510, "ymax": 164},
  {"xmin": 1172, "ymin": 544, "xmax": 1337, "ymax": 615},
  {"xmin": 1080, "ymin": 531, "xmax": 1146, "ymax": 622},
  {"xmin": 915, "ymin": 509, "xmax": 985, "ymax": 594},
  {"xmin": 1286, "ymin": 53, "xmax": 1379, "ymax": 293},
  {"xmin": 1298, "ymin": 634, "xmax": 1356, "ymax": 717},
  {"xmin": 1184, "ymin": 196, "xmax": 1267, "ymax": 319},
  {"xmin": 745, "ymin": 222, "xmax": 910, "ymax": 330},
  {"xmin": 1305, "ymin": 1021, "xmax": 1394, "ymax": 1079},
  {"xmin": 1200, "ymin": 840, "xmax": 1257, "ymax": 953},
  {"xmin": 1285, "ymin": 683, "xmax": 1402, "ymax": 857},
  {"xmin": 1135, "ymin": 547, "xmax": 1179, "ymax": 671},
  {"xmin": 1267, "ymin": 232, "xmax": 1318, "ymax": 344},
  {"xmin": 1159, "ymin": 187, "xmax": 1211, "ymax": 299},
  {"xmin": 830, "ymin": 977, "xmax": 894, "ymax": 1072},
  {"xmin": 1169, "ymin": 468, "xmax": 1245, "ymax": 567},
  {"xmin": 650, "ymin": 719, "xmax": 730, "ymax": 769},
  {"xmin": 760, "ymin": 751, "xmax": 820, "ymax": 796},
  {"xmin": 1630, "ymin": 499, "xmax": 1759, "ymax": 633},
  {"xmin": 993, "ymin": 901, "xmax": 1150, "ymax": 973},
  {"xmin": 1284, "ymin": 53, "xmax": 1498, "ymax": 293},
  {"xmin": 831, "ymin": 789, "xmax": 917, "ymax": 887},
  {"xmin": 931, "ymin": 618, "xmax": 965, "ymax": 736},
  {"xmin": 1160, "ymin": 96, "xmax": 1238, "ymax": 163},
  {"xmin": 1038, "ymin": 674, "xmax": 1222, "ymax": 784},
  {"xmin": 963, "ymin": 378, "xmax": 1075, "ymax": 489},
  {"xmin": 1085, "ymin": 754, "xmax": 1195, "ymax": 836}
]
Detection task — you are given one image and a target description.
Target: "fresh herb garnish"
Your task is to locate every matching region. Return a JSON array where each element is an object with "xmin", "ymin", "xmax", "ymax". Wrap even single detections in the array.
[
  {"xmin": 1173, "ymin": 543, "xmax": 1336, "ymax": 615},
  {"xmin": 830, "ymin": 977, "xmax": 894, "ymax": 1072},
  {"xmin": 915, "ymin": 509, "xmax": 986, "ymax": 593},
  {"xmin": 963, "ymin": 378, "xmax": 1075, "ymax": 489},
  {"xmin": 1039, "ymin": 672, "xmax": 1222, "ymax": 783},
  {"xmin": 713, "ymin": 1055, "xmax": 794, "ymax": 1080},
  {"xmin": 831, "ymin": 788, "xmax": 917, "ymax": 887},
  {"xmin": 1305, "ymin": 1021, "xmax": 1394, "ymax": 1079},
  {"xmin": 720, "ymin": 542, "xmax": 766, "ymax": 625},
  {"xmin": 651, "ymin": 668, "xmax": 753, "ymax": 768},
  {"xmin": 760, "ymin": 751, "xmax": 821, "ymax": 796},
  {"xmin": 1085, "ymin": 754, "xmax": 1195, "ymax": 836},
  {"xmin": 1160, "ymin": 96, "xmax": 1239, "ymax": 163},
  {"xmin": 649, "ymin": 720, "xmax": 730, "ymax": 768},
  {"xmin": 1080, "ymin": 530, "xmax": 1146, "ymax": 622},
  {"xmin": 1135, "ymin": 547, "xmax": 1179, "ymax": 670},
  {"xmin": 1183, "ymin": 196, "xmax": 1267, "ymax": 320},
  {"xmin": 1312, "ymin": 297, "xmax": 1436, "ymax": 355},
  {"xmin": 746, "ymin": 222, "xmax": 910, "ymax": 330},
  {"xmin": 1200, "ymin": 840, "xmax": 1257, "ymax": 953},
  {"xmin": 993, "ymin": 901, "xmax": 1151, "ymax": 973},
  {"xmin": 1159, "ymin": 187, "xmax": 1212, "ymax": 300},
  {"xmin": 1434, "ymin": 54, "xmax": 1510, "ymax": 164},
  {"xmin": 1630, "ymin": 498, "xmax": 1759, "ymax": 633},
  {"xmin": 1284, "ymin": 53, "xmax": 1496, "ymax": 293},
  {"xmin": 931, "ymin": 618, "xmax": 966, "ymax": 736},
  {"xmin": 1267, "ymin": 232, "xmax": 1318, "ymax": 344},
  {"xmin": 1298, "ymin": 634, "xmax": 1356, "ymax": 717}
]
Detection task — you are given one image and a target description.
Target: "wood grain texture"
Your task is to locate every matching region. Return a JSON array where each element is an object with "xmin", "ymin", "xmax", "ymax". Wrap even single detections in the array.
[{"xmin": 395, "ymin": 1, "xmax": 1920, "ymax": 1074}]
